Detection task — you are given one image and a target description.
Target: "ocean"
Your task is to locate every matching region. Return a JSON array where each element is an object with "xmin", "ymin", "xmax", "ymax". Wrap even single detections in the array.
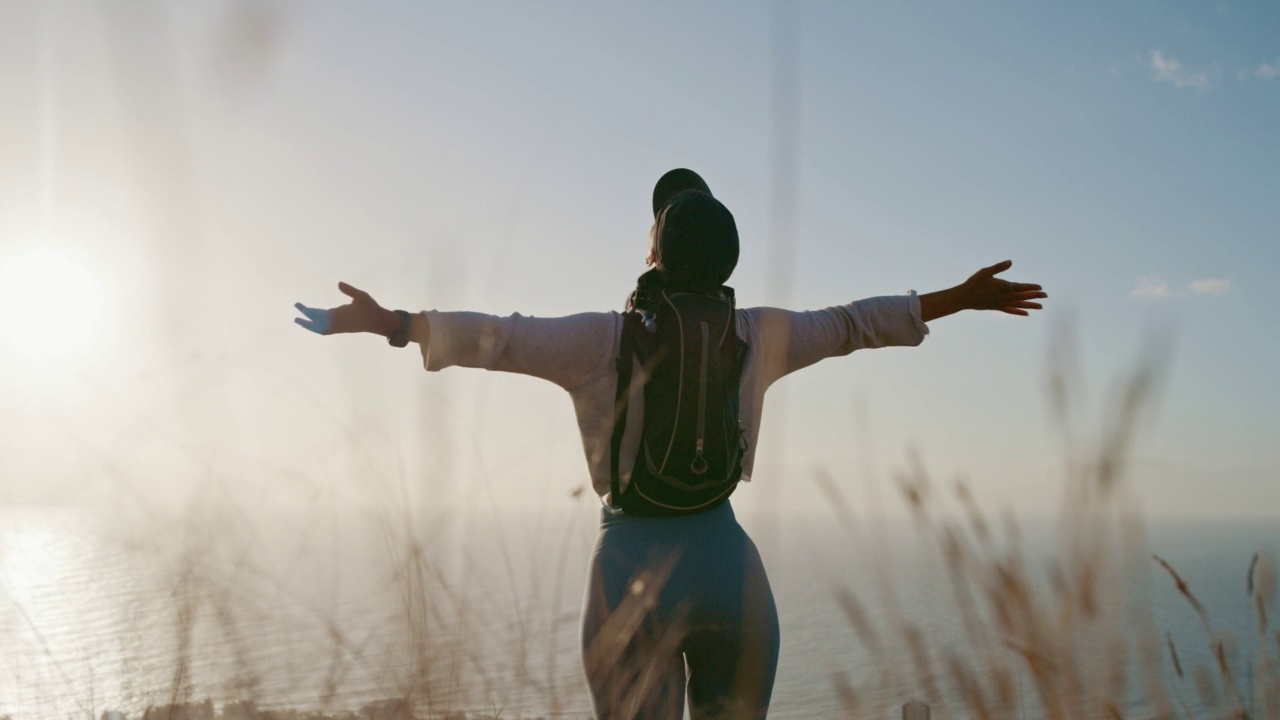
[{"xmin": 1, "ymin": 503, "xmax": 1277, "ymax": 719}]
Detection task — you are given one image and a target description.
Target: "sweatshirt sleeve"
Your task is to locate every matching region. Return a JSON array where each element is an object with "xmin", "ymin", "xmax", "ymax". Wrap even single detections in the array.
[
  {"xmin": 746, "ymin": 293, "xmax": 929, "ymax": 387},
  {"xmin": 412, "ymin": 310, "xmax": 619, "ymax": 392}
]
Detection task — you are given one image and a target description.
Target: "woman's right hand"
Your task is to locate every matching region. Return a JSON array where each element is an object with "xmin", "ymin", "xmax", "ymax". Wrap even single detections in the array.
[
  {"xmin": 294, "ymin": 282, "xmax": 398, "ymax": 337},
  {"xmin": 919, "ymin": 260, "xmax": 1046, "ymax": 323},
  {"xmin": 956, "ymin": 260, "xmax": 1046, "ymax": 316}
]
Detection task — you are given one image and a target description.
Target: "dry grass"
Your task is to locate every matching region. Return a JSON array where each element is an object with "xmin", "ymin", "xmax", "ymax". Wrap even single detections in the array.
[{"xmin": 817, "ymin": 326, "xmax": 1280, "ymax": 719}]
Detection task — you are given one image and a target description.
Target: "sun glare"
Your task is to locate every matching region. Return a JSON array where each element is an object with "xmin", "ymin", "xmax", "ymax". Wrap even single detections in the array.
[{"xmin": 0, "ymin": 245, "xmax": 102, "ymax": 364}]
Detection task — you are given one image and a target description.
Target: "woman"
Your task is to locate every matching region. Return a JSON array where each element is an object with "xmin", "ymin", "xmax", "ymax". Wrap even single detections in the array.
[{"xmin": 294, "ymin": 169, "xmax": 1046, "ymax": 719}]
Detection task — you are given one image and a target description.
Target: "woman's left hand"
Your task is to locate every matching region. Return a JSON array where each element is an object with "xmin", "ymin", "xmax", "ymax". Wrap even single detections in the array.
[{"xmin": 294, "ymin": 282, "xmax": 398, "ymax": 336}]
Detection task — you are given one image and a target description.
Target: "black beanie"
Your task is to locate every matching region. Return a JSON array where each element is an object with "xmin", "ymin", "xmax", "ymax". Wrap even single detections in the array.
[
  {"xmin": 652, "ymin": 168, "xmax": 712, "ymax": 218},
  {"xmin": 654, "ymin": 189, "xmax": 739, "ymax": 291}
]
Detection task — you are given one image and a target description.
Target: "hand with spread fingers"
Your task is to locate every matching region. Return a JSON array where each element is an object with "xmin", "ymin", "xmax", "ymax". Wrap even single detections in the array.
[
  {"xmin": 294, "ymin": 282, "xmax": 398, "ymax": 337},
  {"xmin": 919, "ymin": 259, "xmax": 1047, "ymax": 322}
]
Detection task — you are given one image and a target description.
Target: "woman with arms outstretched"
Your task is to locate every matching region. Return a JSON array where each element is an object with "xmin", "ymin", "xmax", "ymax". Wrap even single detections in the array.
[{"xmin": 295, "ymin": 169, "xmax": 1046, "ymax": 719}]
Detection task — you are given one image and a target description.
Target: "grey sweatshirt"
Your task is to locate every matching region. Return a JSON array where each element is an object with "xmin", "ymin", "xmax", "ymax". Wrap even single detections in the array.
[{"xmin": 411, "ymin": 294, "xmax": 929, "ymax": 501}]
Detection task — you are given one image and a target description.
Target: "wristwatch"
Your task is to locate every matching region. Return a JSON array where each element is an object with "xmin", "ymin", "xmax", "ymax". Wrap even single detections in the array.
[{"xmin": 387, "ymin": 310, "xmax": 412, "ymax": 348}]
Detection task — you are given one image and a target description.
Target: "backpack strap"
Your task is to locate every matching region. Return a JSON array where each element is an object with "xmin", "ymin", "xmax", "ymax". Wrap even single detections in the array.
[{"xmin": 609, "ymin": 311, "xmax": 641, "ymax": 508}]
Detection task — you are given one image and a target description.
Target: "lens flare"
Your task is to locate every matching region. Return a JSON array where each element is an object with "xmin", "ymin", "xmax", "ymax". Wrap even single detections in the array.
[{"xmin": 0, "ymin": 245, "xmax": 102, "ymax": 363}]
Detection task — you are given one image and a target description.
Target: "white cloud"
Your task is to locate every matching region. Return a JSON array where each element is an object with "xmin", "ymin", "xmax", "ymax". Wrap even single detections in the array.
[
  {"xmin": 1149, "ymin": 50, "xmax": 1210, "ymax": 89},
  {"xmin": 1254, "ymin": 61, "xmax": 1280, "ymax": 80},
  {"xmin": 1188, "ymin": 278, "xmax": 1232, "ymax": 295},
  {"xmin": 1132, "ymin": 275, "xmax": 1233, "ymax": 299},
  {"xmin": 1132, "ymin": 275, "xmax": 1172, "ymax": 299}
]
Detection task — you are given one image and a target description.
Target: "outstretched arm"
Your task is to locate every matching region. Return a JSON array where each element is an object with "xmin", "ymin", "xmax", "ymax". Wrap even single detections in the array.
[
  {"xmin": 294, "ymin": 282, "xmax": 615, "ymax": 391},
  {"xmin": 919, "ymin": 260, "xmax": 1046, "ymax": 322}
]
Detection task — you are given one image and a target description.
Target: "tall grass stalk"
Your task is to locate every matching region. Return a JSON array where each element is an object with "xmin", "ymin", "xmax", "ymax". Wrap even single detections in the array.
[{"xmin": 820, "ymin": 326, "xmax": 1278, "ymax": 719}]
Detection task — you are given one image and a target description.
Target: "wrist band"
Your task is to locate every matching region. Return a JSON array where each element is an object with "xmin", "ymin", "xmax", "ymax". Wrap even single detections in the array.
[{"xmin": 387, "ymin": 310, "xmax": 412, "ymax": 348}]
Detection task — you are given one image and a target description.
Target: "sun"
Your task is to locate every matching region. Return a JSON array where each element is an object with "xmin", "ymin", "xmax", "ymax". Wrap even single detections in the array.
[{"xmin": 0, "ymin": 245, "xmax": 102, "ymax": 364}]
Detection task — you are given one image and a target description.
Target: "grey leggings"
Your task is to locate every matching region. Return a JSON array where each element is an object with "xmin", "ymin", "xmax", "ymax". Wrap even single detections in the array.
[{"xmin": 580, "ymin": 501, "xmax": 780, "ymax": 719}]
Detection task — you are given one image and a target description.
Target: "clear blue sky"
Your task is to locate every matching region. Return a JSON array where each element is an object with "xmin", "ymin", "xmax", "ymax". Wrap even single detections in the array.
[{"xmin": 0, "ymin": 0, "xmax": 1276, "ymax": 519}]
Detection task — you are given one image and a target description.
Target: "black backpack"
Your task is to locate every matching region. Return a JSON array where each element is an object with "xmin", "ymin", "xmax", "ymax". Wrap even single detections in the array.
[{"xmin": 609, "ymin": 272, "xmax": 749, "ymax": 516}]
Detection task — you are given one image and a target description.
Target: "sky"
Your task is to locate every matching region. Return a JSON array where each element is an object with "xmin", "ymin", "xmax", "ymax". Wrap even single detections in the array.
[{"xmin": 0, "ymin": 0, "xmax": 1277, "ymax": 521}]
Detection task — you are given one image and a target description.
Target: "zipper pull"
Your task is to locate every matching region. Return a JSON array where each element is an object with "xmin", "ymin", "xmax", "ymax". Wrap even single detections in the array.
[{"xmin": 691, "ymin": 439, "xmax": 708, "ymax": 475}]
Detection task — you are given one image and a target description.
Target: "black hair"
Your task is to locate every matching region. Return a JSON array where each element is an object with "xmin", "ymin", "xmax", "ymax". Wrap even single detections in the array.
[{"xmin": 653, "ymin": 189, "xmax": 739, "ymax": 292}]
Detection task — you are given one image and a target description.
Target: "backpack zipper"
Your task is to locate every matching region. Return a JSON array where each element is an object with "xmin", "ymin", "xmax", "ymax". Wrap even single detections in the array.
[
  {"xmin": 692, "ymin": 320, "xmax": 710, "ymax": 475},
  {"xmin": 656, "ymin": 292, "xmax": 685, "ymax": 473}
]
